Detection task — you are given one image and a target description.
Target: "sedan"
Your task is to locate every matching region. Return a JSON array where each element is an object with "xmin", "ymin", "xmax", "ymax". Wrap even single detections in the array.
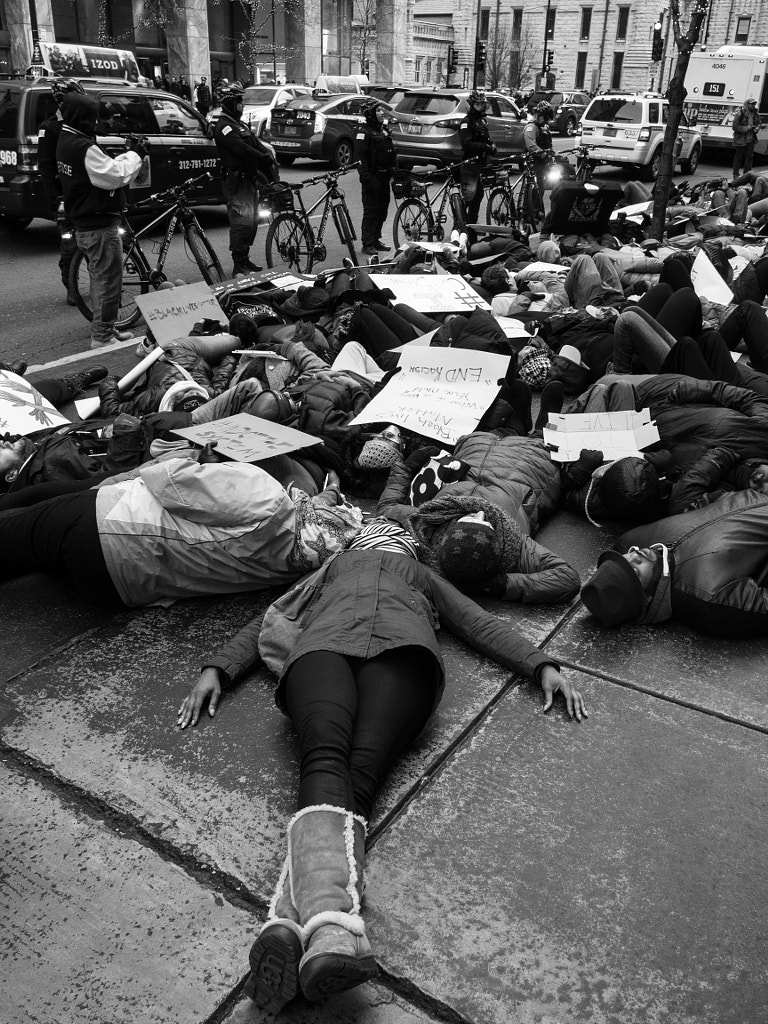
[{"xmin": 266, "ymin": 94, "xmax": 393, "ymax": 168}]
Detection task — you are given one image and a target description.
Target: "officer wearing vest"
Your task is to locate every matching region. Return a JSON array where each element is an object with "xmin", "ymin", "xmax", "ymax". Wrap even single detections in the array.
[
  {"xmin": 458, "ymin": 90, "xmax": 497, "ymax": 247},
  {"xmin": 213, "ymin": 82, "xmax": 279, "ymax": 276},
  {"xmin": 56, "ymin": 93, "xmax": 148, "ymax": 348},
  {"xmin": 523, "ymin": 100, "xmax": 555, "ymax": 193},
  {"xmin": 355, "ymin": 101, "xmax": 397, "ymax": 255},
  {"xmin": 37, "ymin": 78, "xmax": 83, "ymax": 306}
]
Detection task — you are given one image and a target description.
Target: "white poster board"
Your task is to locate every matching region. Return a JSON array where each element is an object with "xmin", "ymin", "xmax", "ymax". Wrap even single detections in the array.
[
  {"xmin": 172, "ymin": 412, "xmax": 320, "ymax": 463},
  {"xmin": 368, "ymin": 274, "xmax": 492, "ymax": 313},
  {"xmin": 135, "ymin": 282, "xmax": 226, "ymax": 346},
  {"xmin": 690, "ymin": 249, "xmax": 734, "ymax": 306},
  {"xmin": 350, "ymin": 347, "xmax": 510, "ymax": 445},
  {"xmin": 542, "ymin": 409, "xmax": 660, "ymax": 463},
  {"xmin": 0, "ymin": 371, "xmax": 70, "ymax": 435}
]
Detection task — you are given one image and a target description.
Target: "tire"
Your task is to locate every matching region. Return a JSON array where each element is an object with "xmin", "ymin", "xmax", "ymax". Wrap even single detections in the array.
[
  {"xmin": 333, "ymin": 201, "xmax": 359, "ymax": 266},
  {"xmin": 485, "ymin": 187, "xmax": 515, "ymax": 228},
  {"xmin": 185, "ymin": 223, "xmax": 225, "ymax": 284},
  {"xmin": 277, "ymin": 155, "xmax": 295, "ymax": 167},
  {"xmin": 519, "ymin": 181, "xmax": 543, "ymax": 234},
  {"xmin": 564, "ymin": 117, "xmax": 577, "ymax": 137},
  {"xmin": 0, "ymin": 214, "xmax": 32, "ymax": 230},
  {"xmin": 681, "ymin": 144, "xmax": 701, "ymax": 175},
  {"xmin": 392, "ymin": 199, "xmax": 432, "ymax": 249},
  {"xmin": 643, "ymin": 149, "xmax": 662, "ymax": 182},
  {"xmin": 332, "ymin": 138, "xmax": 354, "ymax": 169},
  {"xmin": 265, "ymin": 212, "xmax": 314, "ymax": 273},
  {"xmin": 69, "ymin": 244, "xmax": 149, "ymax": 331}
]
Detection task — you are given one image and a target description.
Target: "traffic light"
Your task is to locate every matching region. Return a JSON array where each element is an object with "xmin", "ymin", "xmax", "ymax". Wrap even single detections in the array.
[
  {"xmin": 652, "ymin": 21, "xmax": 664, "ymax": 62},
  {"xmin": 475, "ymin": 39, "xmax": 487, "ymax": 69},
  {"xmin": 547, "ymin": 50, "xmax": 554, "ymax": 70},
  {"xmin": 447, "ymin": 44, "xmax": 458, "ymax": 74}
]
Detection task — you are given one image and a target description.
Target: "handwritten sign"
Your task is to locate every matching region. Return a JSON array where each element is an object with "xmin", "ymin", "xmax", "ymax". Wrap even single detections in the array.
[
  {"xmin": 543, "ymin": 409, "xmax": 660, "ymax": 462},
  {"xmin": 135, "ymin": 282, "xmax": 226, "ymax": 346},
  {"xmin": 690, "ymin": 249, "xmax": 734, "ymax": 306},
  {"xmin": 0, "ymin": 371, "xmax": 70, "ymax": 436},
  {"xmin": 212, "ymin": 269, "xmax": 306, "ymax": 298},
  {"xmin": 350, "ymin": 347, "xmax": 509, "ymax": 444},
  {"xmin": 368, "ymin": 274, "xmax": 491, "ymax": 313},
  {"xmin": 172, "ymin": 412, "xmax": 320, "ymax": 463}
]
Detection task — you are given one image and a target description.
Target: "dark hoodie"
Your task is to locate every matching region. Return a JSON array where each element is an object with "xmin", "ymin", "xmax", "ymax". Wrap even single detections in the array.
[
  {"xmin": 56, "ymin": 94, "xmax": 132, "ymax": 229},
  {"xmin": 354, "ymin": 106, "xmax": 396, "ymax": 180}
]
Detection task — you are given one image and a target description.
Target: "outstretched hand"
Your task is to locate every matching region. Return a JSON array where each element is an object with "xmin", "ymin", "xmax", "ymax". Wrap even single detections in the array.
[
  {"xmin": 540, "ymin": 665, "xmax": 588, "ymax": 722},
  {"xmin": 177, "ymin": 667, "xmax": 222, "ymax": 729}
]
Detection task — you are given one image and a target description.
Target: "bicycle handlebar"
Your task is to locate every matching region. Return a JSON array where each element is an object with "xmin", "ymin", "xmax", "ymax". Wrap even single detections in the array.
[
  {"xmin": 130, "ymin": 172, "xmax": 215, "ymax": 209},
  {"xmin": 288, "ymin": 162, "xmax": 362, "ymax": 191}
]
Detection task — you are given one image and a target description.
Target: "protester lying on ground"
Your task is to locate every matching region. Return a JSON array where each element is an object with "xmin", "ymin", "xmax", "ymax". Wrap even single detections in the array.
[
  {"xmin": 0, "ymin": 459, "xmax": 362, "ymax": 606},
  {"xmin": 177, "ymin": 541, "xmax": 587, "ymax": 1013},
  {"xmin": 376, "ymin": 387, "xmax": 580, "ymax": 603},
  {"xmin": 581, "ymin": 487, "xmax": 768, "ymax": 638}
]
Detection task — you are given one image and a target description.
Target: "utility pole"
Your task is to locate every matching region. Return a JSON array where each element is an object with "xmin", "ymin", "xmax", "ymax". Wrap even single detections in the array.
[
  {"xmin": 541, "ymin": 0, "xmax": 551, "ymax": 74},
  {"xmin": 473, "ymin": 0, "xmax": 483, "ymax": 88}
]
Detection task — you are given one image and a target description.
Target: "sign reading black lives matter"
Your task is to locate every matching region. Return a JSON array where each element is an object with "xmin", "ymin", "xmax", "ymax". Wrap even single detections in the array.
[
  {"xmin": 351, "ymin": 347, "xmax": 510, "ymax": 445},
  {"xmin": 135, "ymin": 282, "xmax": 226, "ymax": 346},
  {"xmin": 172, "ymin": 413, "xmax": 321, "ymax": 463}
]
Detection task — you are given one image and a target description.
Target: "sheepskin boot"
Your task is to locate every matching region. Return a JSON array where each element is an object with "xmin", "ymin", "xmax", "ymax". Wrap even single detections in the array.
[
  {"xmin": 243, "ymin": 855, "xmax": 304, "ymax": 1014},
  {"xmin": 288, "ymin": 804, "xmax": 379, "ymax": 1000}
]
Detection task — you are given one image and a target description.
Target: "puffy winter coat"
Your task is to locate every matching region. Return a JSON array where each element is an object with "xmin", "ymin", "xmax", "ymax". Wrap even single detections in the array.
[{"xmin": 618, "ymin": 489, "xmax": 768, "ymax": 638}]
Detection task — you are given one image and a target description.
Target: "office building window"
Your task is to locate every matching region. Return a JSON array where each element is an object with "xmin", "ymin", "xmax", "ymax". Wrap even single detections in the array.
[
  {"xmin": 735, "ymin": 15, "xmax": 751, "ymax": 42},
  {"xmin": 616, "ymin": 6, "xmax": 630, "ymax": 41},
  {"xmin": 611, "ymin": 51, "xmax": 624, "ymax": 89},
  {"xmin": 575, "ymin": 51, "xmax": 587, "ymax": 89},
  {"xmin": 425, "ymin": 58, "xmax": 432, "ymax": 81},
  {"xmin": 512, "ymin": 9, "xmax": 523, "ymax": 40},
  {"xmin": 414, "ymin": 58, "xmax": 421, "ymax": 83},
  {"xmin": 580, "ymin": 8, "xmax": 592, "ymax": 39}
]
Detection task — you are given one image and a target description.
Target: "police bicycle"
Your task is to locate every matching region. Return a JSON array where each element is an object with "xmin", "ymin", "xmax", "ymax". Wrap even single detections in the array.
[
  {"xmin": 69, "ymin": 172, "xmax": 225, "ymax": 331},
  {"xmin": 264, "ymin": 163, "xmax": 360, "ymax": 273},
  {"xmin": 390, "ymin": 158, "xmax": 476, "ymax": 250}
]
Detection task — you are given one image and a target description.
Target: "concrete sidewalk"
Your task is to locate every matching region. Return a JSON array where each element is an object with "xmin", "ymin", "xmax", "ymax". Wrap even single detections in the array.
[{"xmin": 3, "ymin": 354, "xmax": 768, "ymax": 1024}]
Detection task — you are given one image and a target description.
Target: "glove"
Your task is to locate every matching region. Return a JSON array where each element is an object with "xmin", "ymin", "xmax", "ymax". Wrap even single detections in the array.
[
  {"xmin": 129, "ymin": 136, "xmax": 151, "ymax": 160},
  {"xmin": 578, "ymin": 449, "xmax": 604, "ymax": 470},
  {"xmin": 404, "ymin": 445, "xmax": 441, "ymax": 473},
  {"xmin": 196, "ymin": 442, "xmax": 224, "ymax": 464}
]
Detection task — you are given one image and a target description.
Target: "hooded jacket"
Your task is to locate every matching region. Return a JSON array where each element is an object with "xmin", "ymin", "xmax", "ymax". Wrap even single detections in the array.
[
  {"xmin": 618, "ymin": 489, "xmax": 768, "ymax": 638},
  {"xmin": 56, "ymin": 94, "xmax": 143, "ymax": 229},
  {"xmin": 354, "ymin": 106, "xmax": 397, "ymax": 180}
]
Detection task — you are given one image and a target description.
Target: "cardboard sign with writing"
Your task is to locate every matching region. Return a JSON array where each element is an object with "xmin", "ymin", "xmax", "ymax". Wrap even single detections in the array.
[
  {"xmin": 0, "ymin": 371, "xmax": 70, "ymax": 435},
  {"xmin": 542, "ymin": 409, "xmax": 660, "ymax": 463},
  {"xmin": 690, "ymin": 249, "xmax": 734, "ymax": 306},
  {"xmin": 350, "ymin": 347, "xmax": 510, "ymax": 445},
  {"xmin": 135, "ymin": 282, "xmax": 226, "ymax": 346},
  {"xmin": 172, "ymin": 412, "xmax": 320, "ymax": 463},
  {"xmin": 368, "ymin": 274, "xmax": 492, "ymax": 313}
]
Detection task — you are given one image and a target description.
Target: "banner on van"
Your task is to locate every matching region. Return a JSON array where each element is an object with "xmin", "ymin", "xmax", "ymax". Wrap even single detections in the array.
[{"xmin": 29, "ymin": 42, "xmax": 140, "ymax": 83}]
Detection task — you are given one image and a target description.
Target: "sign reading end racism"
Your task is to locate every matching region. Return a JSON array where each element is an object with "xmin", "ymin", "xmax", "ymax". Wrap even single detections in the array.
[
  {"xmin": 350, "ymin": 347, "xmax": 510, "ymax": 445},
  {"xmin": 172, "ymin": 412, "xmax": 320, "ymax": 463}
]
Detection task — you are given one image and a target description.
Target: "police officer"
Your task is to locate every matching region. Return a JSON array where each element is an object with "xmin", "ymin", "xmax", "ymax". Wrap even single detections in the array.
[
  {"xmin": 458, "ymin": 90, "xmax": 497, "ymax": 246},
  {"xmin": 213, "ymin": 82, "xmax": 279, "ymax": 276},
  {"xmin": 355, "ymin": 100, "xmax": 397, "ymax": 255},
  {"xmin": 523, "ymin": 100, "xmax": 555, "ymax": 193},
  {"xmin": 38, "ymin": 78, "xmax": 84, "ymax": 305}
]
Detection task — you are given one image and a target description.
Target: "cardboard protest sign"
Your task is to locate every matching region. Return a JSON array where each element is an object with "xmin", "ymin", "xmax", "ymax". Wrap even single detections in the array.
[
  {"xmin": 350, "ymin": 347, "xmax": 510, "ymax": 445},
  {"xmin": 690, "ymin": 249, "xmax": 734, "ymax": 306},
  {"xmin": 135, "ymin": 282, "xmax": 226, "ymax": 346},
  {"xmin": 542, "ymin": 409, "xmax": 660, "ymax": 463},
  {"xmin": 172, "ymin": 412, "xmax": 320, "ymax": 463},
  {"xmin": 0, "ymin": 371, "xmax": 70, "ymax": 435},
  {"xmin": 368, "ymin": 274, "xmax": 491, "ymax": 313}
]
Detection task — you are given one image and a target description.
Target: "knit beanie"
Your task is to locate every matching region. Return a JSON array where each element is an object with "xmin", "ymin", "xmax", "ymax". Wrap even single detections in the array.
[
  {"xmin": 519, "ymin": 351, "xmax": 552, "ymax": 389},
  {"xmin": 434, "ymin": 519, "xmax": 504, "ymax": 589},
  {"xmin": 357, "ymin": 436, "xmax": 401, "ymax": 470}
]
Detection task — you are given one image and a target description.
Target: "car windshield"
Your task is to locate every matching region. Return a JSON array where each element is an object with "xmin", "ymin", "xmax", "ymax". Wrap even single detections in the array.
[
  {"xmin": 585, "ymin": 98, "xmax": 643, "ymax": 123},
  {"xmin": 243, "ymin": 88, "xmax": 280, "ymax": 104},
  {"xmin": 284, "ymin": 97, "xmax": 326, "ymax": 110},
  {"xmin": 531, "ymin": 92, "xmax": 563, "ymax": 106},
  {"xmin": 394, "ymin": 94, "xmax": 459, "ymax": 116}
]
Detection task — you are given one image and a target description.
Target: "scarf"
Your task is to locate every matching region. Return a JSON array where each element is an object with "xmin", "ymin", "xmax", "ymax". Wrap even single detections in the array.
[{"xmin": 289, "ymin": 487, "xmax": 363, "ymax": 573}]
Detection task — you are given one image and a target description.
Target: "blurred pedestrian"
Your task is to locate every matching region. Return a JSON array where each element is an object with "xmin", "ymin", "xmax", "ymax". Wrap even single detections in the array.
[{"xmin": 194, "ymin": 76, "xmax": 211, "ymax": 117}]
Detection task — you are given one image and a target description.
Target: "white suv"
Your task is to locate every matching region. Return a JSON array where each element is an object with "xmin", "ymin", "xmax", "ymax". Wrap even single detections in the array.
[{"xmin": 578, "ymin": 92, "xmax": 702, "ymax": 180}]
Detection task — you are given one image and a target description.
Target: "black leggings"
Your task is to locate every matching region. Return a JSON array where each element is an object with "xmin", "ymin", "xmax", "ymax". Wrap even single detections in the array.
[
  {"xmin": 283, "ymin": 647, "xmax": 439, "ymax": 820},
  {"xmin": 0, "ymin": 488, "xmax": 119, "ymax": 598}
]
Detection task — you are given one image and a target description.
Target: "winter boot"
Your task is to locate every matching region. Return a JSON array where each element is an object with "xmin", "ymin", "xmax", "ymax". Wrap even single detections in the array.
[
  {"xmin": 289, "ymin": 805, "xmax": 378, "ymax": 1001},
  {"xmin": 62, "ymin": 365, "xmax": 108, "ymax": 396},
  {"xmin": 244, "ymin": 856, "xmax": 304, "ymax": 1014}
]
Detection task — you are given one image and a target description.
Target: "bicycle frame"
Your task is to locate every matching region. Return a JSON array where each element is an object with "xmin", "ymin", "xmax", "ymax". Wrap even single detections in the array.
[
  {"xmin": 124, "ymin": 201, "xmax": 190, "ymax": 278},
  {"xmin": 292, "ymin": 179, "xmax": 355, "ymax": 248}
]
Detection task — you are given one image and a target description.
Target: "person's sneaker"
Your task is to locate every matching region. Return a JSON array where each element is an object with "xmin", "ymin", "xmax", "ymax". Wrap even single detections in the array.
[
  {"xmin": 91, "ymin": 329, "xmax": 133, "ymax": 349},
  {"xmin": 62, "ymin": 365, "xmax": 109, "ymax": 395},
  {"xmin": 362, "ymin": 244, "xmax": 378, "ymax": 256},
  {"xmin": 375, "ymin": 240, "xmax": 391, "ymax": 251},
  {"xmin": 368, "ymin": 253, "xmax": 380, "ymax": 266},
  {"xmin": 135, "ymin": 336, "xmax": 157, "ymax": 358}
]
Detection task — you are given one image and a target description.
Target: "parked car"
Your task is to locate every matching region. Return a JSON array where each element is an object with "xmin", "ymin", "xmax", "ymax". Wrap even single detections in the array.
[
  {"xmin": 0, "ymin": 76, "xmax": 222, "ymax": 229},
  {"xmin": 389, "ymin": 89, "xmax": 525, "ymax": 169},
  {"xmin": 205, "ymin": 83, "xmax": 312, "ymax": 135},
  {"xmin": 578, "ymin": 91, "xmax": 702, "ymax": 180},
  {"xmin": 266, "ymin": 93, "xmax": 393, "ymax": 168},
  {"xmin": 364, "ymin": 85, "xmax": 408, "ymax": 107},
  {"xmin": 526, "ymin": 90, "xmax": 591, "ymax": 136}
]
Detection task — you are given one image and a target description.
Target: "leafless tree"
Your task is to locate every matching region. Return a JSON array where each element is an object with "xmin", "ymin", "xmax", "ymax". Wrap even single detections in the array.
[
  {"xmin": 507, "ymin": 22, "xmax": 539, "ymax": 93},
  {"xmin": 651, "ymin": 0, "xmax": 710, "ymax": 238},
  {"xmin": 352, "ymin": 0, "xmax": 378, "ymax": 75}
]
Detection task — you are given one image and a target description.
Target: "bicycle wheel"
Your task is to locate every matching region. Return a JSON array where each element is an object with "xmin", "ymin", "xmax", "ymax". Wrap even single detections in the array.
[
  {"xmin": 69, "ymin": 244, "xmax": 149, "ymax": 331},
  {"xmin": 519, "ymin": 181, "xmax": 544, "ymax": 235},
  {"xmin": 265, "ymin": 212, "xmax": 314, "ymax": 273},
  {"xmin": 332, "ymin": 201, "xmax": 359, "ymax": 266},
  {"xmin": 185, "ymin": 224, "xmax": 225, "ymax": 284},
  {"xmin": 393, "ymin": 199, "xmax": 432, "ymax": 248},
  {"xmin": 485, "ymin": 187, "xmax": 515, "ymax": 228}
]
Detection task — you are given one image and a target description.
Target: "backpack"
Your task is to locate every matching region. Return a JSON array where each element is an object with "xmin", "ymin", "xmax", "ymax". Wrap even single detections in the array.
[{"xmin": 293, "ymin": 377, "xmax": 373, "ymax": 442}]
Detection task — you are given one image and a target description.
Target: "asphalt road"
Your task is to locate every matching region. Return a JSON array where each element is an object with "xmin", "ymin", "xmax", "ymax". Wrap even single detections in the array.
[{"xmin": 0, "ymin": 143, "xmax": 734, "ymax": 367}]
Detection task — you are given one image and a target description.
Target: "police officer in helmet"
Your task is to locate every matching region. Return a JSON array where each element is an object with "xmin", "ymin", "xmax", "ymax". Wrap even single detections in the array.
[
  {"xmin": 213, "ymin": 82, "xmax": 279, "ymax": 276},
  {"xmin": 458, "ymin": 90, "xmax": 497, "ymax": 247},
  {"xmin": 355, "ymin": 100, "xmax": 397, "ymax": 255},
  {"xmin": 523, "ymin": 100, "xmax": 555, "ymax": 192}
]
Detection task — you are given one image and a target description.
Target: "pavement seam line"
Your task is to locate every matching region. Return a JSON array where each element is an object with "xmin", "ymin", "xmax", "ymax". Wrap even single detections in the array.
[{"xmin": 553, "ymin": 657, "xmax": 768, "ymax": 734}]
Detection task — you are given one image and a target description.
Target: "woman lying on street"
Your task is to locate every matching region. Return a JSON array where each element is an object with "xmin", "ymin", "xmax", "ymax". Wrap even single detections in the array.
[{"xmin": 177, "ymin": 529, "xmax": 587, "ymax": 1014}]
